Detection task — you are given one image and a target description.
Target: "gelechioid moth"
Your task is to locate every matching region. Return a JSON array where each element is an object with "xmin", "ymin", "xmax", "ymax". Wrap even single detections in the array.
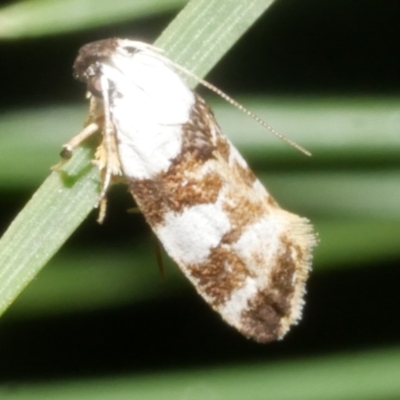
[{"xmin": 60, "ymin": 38, "xmax": 316, "ymax": 343}]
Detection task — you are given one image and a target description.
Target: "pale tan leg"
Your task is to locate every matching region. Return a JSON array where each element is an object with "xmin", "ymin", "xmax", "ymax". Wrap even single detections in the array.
[
  {"xmin": 51, "ymin": 122, "xmax": 99, "ymax": 171},
  {"xmin": 97, "ymin": 197, "xmax": 107, "ymax": 224},
  {"xmin": 98, "ymin": 75, "xmax": 115, "ymax": 200}
]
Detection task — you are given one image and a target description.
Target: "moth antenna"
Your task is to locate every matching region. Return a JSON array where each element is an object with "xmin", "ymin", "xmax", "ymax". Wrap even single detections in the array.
[{"xmin": 159, "ymin": 56, "xmax": 311, "ymax": 156}]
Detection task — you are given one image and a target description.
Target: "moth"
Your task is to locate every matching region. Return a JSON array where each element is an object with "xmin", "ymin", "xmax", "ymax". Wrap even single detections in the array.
[{"xmin": 64, "ymin": 38, "xmax": 316, "ymax": 343}]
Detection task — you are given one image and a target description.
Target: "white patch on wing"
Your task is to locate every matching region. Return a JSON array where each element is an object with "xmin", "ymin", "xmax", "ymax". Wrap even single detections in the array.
[
  {"xmin": 116, "ymin": 121, "xmax": 183, "ymax": 180},
  {"xmin": 232, "ymin": 214, "xmax": 286, "ymax": 277},
  {"xmin": 108, "ymin": 52, "xmax": 194, "ymax": 124},
  {"xmin": 220, "ymin": 276, "xmax": 259, "ymax": 326},
  {"xmin": 72, "ymin": 38, "xmax": 316, "ymax": 343},
  {"xmin": 156, "ymin": 201, "xmax": 231, "ymax": 266},
  {"xmin": 101, "ymin": 53, "xmax": 195, "ymax": 180}
]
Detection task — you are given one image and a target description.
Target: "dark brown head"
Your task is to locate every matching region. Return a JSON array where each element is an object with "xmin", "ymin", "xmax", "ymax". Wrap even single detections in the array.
[
  {"xmin": 73, "ymin": 38, "xmax": 120, "ymax": 82},
  {"xmin": 73, "ymin": 38, "xmax": 121, "ymax": 96}
]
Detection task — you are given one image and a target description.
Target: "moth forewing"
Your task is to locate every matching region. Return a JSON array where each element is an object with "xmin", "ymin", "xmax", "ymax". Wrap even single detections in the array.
[{"xmin": 69, "ymin": 38, "xmax": 316, "ymax": 343}]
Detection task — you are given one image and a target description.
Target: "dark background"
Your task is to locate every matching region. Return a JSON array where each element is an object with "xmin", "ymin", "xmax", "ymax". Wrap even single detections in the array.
[
  {"xmin": 2, "ymin": 0, "xmax": 400, "ymax": 110},
  {"xmin": 0, "ymin": 0, "xmax": 400, "ymax": 383}
]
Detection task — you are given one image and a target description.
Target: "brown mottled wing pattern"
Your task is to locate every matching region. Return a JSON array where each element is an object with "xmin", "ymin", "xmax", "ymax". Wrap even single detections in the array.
[
  {"xmin": 126, "ymin": 95, "xmax": 315, "ymax": 343},
  {"xmin": 72, "ymin": 38, "xmax": 315, "ymax": 343}
]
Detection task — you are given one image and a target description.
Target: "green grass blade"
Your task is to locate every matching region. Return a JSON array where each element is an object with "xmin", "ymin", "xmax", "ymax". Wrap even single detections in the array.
[
  {"xmin": 2, "ymin": 97, "xmax": 400, "ymax": 188},
  {"xmin": 157, "ymin": 0, "xmax": 274, "ymax": 79},
  {"xmin": 0, "ymin": 0, "xmax": 184, "ymax": 39},
  {"xmin": 0, "ymin": 105, "xmax": 86, "ymax": 188},
  {"xmin": 6, "ymin": 247, "xmax": 183, "ymax": 318},
  {"xmin": 0, "ymin": 0, "xmax": 276, "ymax": 316},
  {"xmin": 6, "ymin": 217, "xmax": 400, "ymax": 318},
  {"xmin": 315, "ymin": 219, "xmax": 400, "ymax": 269},
  {"xmin": 1, "ymin": 347, "xmax": 400, "ymax": 400},
  {"xmin": 0, "ymin": 147, "xmax": 99, "ymax": 315},
  {"xmin": 264, "ymin": 171, "xmax": 400, "ymax": 220}
]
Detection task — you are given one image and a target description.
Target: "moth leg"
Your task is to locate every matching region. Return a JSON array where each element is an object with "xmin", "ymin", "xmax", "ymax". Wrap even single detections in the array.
[
  {"xmin": 97, "ymin": 197, "xmax": 107, "ymax": 224},
  {"xmin": 98, "ymin": 74, "xmax": 118, "ymax": 200},
  {"xmin": 51, "ymin": 122, "xmax": 99, "ymax": 171}
]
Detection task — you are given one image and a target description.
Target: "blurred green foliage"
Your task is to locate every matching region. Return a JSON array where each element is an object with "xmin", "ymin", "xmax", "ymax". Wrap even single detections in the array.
[{"xmin": 0, "ymin": 0, "xmax": 399, "ymax": 398}]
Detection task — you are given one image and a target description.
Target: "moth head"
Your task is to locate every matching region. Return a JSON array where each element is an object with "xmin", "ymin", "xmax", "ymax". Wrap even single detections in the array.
[
  {"xmin": 73, "ymin": 38, "xmax": 120, "ymax": 96},
  {"xmin": 73, "ymin": 38, "xmax": 165, "ymax": 98}
]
